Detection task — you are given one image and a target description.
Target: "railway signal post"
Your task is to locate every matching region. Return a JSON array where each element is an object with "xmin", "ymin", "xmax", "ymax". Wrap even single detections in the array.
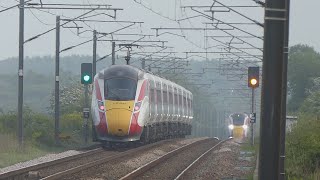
[
  {"xmin": 248, "ymin": 67, "xmax": 259, "ymax": 146},
  {"xmin": 81, "ymin": 63, "xmax": 93, "ymax": 144}
]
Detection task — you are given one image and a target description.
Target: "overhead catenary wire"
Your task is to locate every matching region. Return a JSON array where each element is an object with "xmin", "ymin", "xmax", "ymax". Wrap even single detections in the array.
[{"xmin": 0, "ymin": 0, "xmax": 32, "ymax": 14}]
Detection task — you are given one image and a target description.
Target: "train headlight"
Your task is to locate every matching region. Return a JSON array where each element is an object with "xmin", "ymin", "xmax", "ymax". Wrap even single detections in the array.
[
  {"xmin": 228, "ymin": 124, "xmax": 234, "ymax": 130},
  {"xmin": 242, "ymin": 125, "xmax": 248, "ymax": 130},
  {"xmin": 98, "ymin": 100, "xmax": 105, "ymax": 112},
  {"xmin": 134, "ymin": 101, "xmax": 142, "ymax": 112}
]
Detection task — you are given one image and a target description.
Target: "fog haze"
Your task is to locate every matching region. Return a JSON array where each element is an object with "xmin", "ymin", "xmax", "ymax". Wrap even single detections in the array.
[{"xmin": 0, "ymin": 0, "xmax": 317, "ymax": 60}]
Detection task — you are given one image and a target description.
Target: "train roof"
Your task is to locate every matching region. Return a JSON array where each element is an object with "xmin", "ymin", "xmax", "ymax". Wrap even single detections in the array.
[
  {"xmin": 229, "ymin": 112, "xmax": 249, "ymax": 118},
  {"xmin": 97, "ymin": 65, "xmax": 192, "ymax": 95},
  {"xmin": 102, "ymin": 65, "xmax": 138, "ymax": 80}
]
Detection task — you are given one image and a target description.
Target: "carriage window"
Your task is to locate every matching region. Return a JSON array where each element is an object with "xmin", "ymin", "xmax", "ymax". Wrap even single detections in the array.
[
  {"xmin": 188, "ymin": 99, "xmax": 192, "ymax": 109},
  {"xmin": 150, "ymin": 88, "xmax": 155, "ymax": 103},
  {"xmin": 163, "ymin": 91, "xmax": 168, "ymax": 104},
  {"xmin": 105, "ymin": 78, "xmax": 137, "ymax": 101},
  {"xmin": 157, "ymin": 90, "xmax": 162, "ymax": 105},
  {"xmin": 174, "ymin": 94, "xmax": 178, "ymax": 105},
  {"xmin": 169, "ymin": 92, "xmax": 173, "ymax": 105}
]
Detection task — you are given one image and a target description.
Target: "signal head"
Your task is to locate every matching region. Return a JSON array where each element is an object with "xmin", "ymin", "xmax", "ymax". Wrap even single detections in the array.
[
  {"xmin": 81, "ymin": 63, "xmax": 93, "ymax": 84},
  {"xmin": 250, "ymin": 78, "xmax": 258, "ymax": 86},
  {"xmin": 248, "ymin": 67, "xmax": 259, "ymax": 88}
]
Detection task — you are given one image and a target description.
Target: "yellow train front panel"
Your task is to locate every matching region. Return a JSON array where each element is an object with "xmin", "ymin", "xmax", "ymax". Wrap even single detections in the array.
[
  {"xmin": 233, "ymin": 126, "xmax": 244, "ymax": 139},
  {"xmin": 105, "ymin": 100, "xmax": 134, "ymax": 136}
]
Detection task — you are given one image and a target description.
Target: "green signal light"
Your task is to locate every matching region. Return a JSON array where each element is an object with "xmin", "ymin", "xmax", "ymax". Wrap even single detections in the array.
[
  {"xmin": 83, "ymin": 75, "xmax": 90, "ymax": 82},
  {"xmin": 81, "ymin": 63, "xmax": 93, "ymax": 84}
]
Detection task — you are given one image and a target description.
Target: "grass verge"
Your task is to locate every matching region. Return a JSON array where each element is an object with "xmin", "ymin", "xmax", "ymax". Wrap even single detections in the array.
[
  {"xmin": 0, "ymin": 133, "xmax": 95, "ymax": 169},
  {"xmin": 240, "ymin": 138, "xmax": 259, "ymax": 180}
]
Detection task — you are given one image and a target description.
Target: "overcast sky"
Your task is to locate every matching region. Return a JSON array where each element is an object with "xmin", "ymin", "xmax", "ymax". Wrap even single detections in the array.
[{"xmin": 0, "ymin": 0, "xmax": 317, "ymax": 61}]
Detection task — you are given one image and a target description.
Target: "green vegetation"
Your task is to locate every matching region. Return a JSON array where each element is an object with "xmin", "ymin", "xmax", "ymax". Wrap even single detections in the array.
[
  {"xmin": 286, "ymin": 44, "xmax": 320, "ymax": 179},
  {"xmin": 241, "ymin": 142, "xmax": 259, "ymax": 153},
  {"xmin": 288, "ymin": 44, "xmax": 320, "ymax": 112},
  {"xmin": 0, "ymin": 134, "xmax": 64, "ymax": 168},
  {"xmin": 286, "ymin": 114, "xmax": 320, "ymax": 179},
  {"xmin": 0, "ymin": 107, "xmax": 92, "ymax": 167},
  {"xmin": 240, "ymin": 140, "xmax": 259, "ymax": 180}
]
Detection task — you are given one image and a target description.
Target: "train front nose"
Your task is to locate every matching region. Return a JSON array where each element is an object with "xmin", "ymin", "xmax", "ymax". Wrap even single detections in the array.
[{"xmin": 106, "ymin": 100, "xmax": 134, "ymax": 136}]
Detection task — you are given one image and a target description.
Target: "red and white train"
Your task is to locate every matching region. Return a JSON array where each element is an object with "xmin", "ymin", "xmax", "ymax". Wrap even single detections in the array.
[{"xmin": 91, "ymin": 65, "xmax": 193, "ymax": 144}]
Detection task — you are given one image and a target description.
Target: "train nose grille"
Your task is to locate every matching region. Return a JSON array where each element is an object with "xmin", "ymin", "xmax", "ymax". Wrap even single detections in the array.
[
  {"xmin": 105, "ymin": 100, "xmax": 134, "ymax": 136},
  {"xmin": 233, "ymin": 127, "xmax": 243, "ymax": 138},
  {"xmin": 106, "ymin": 110, "xmax": 132, "ymax": 136}
]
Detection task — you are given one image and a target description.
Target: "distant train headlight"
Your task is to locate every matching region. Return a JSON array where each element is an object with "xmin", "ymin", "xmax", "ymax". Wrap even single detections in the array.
[
  {"xmin": 242, "ymin": 125, "xmax": 248, "ymax": 130},
  {"xmin": 228, "ymin": 124, "xmax": 234, "ymax": 130}
]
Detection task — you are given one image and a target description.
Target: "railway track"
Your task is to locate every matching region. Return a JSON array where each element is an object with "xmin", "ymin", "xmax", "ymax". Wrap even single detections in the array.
[
  {"xmin": 0, "ymin": 140, "xmax": 170, "ymax": 180},
  {"xmin": 0, "ymin": 146, "xmax": 110, "ymax": 180},
  {"xmin": 119, "ymin": 138, "xmax": 230, "ymax": 180},
  {"xmin": 174, "ymin": 138, "xmax": 231, "ymax": 180},
  {"xmin": 59, "ymin": 138, "xmax": 207, "ymax": 180},
  {"xmin": 1, "ymin": 138, "xmax": 215, "ymax": 180}
]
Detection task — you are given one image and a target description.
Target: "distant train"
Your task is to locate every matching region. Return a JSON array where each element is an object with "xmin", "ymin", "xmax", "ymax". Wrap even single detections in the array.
[
  {"xmin": 91, "ymin": 65, "xmax": 193, "ymax": 145},
  {"xmin": 227, "ymin": 112, "xmax": 250, "ymax": 139}
]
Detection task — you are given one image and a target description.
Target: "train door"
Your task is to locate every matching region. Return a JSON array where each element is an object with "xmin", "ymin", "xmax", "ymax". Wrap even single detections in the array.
[
  {"xmin": 149, "ymin": 77, "xmax": 156, "ymax": 123},
  {"xmin": 156, "ymin": 81, "xmax": 162, "ymax": 122},
  {"xmin": 168, "ymin": 85, "xmax": 173, "ymax": 122}
]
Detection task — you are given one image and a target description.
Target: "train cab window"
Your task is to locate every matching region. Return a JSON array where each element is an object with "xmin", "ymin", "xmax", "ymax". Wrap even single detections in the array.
[
  {"xmin": 105, "ymin": 78, "xmax": 137, "ymax": 101},
  {"xmin": 231, "ymin": 114, "xmax": 246, "ymax": 125}
]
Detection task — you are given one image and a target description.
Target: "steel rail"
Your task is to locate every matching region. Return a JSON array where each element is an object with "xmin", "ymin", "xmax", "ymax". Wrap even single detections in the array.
[
  {"xmin": 174, "ymin": 138, "xmax": 232, "ymax": 180},
  {"xmin": 119, "ymin": 138, "xmax": 212, "ymax": 180},
  {"xmin": 0, "ymin": 146, "xmax": 104, "ymax": 179},
  {"xmin": 40, "ymin": 139, "xmax": 176, "ymax": 180}
]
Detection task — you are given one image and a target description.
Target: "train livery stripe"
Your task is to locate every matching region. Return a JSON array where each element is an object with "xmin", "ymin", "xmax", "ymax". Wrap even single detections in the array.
[
  {"xmin": 138, "ymin": 80, "xmax": 147, "ymax": 101},
  {"xmin": 129, "ymin": 112, "xmax": 141, "ymax": 135},
  {"xmin": 95, "ymin": 80, "xmax": 108, "ymax": 134},
  {"xmin": 129, "ymin": 79, "xmax": 146, "ymax": 135}
]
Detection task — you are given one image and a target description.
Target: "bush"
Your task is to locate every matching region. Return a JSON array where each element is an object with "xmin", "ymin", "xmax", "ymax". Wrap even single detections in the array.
[
  {"xmin": 0, "ymin": 107, "xmax": 55, "ymax": 145},
  {"xmin": 60, "ymin": 113, "xmax": 83, "ymax": 143},
  {"xmin": 286, "ymin": 114, "xmax": 320, "ymax": 178},
  {"xmin": 0, "ymin": 106, "xmax": 92, "ymax": 147},
  {"xmin": 0, "ymin": 111, "xmax": 16, "ymax": 133},
  {"xmin": 24, "ymin": 112, "xmax": 55, "ymax": 145}
]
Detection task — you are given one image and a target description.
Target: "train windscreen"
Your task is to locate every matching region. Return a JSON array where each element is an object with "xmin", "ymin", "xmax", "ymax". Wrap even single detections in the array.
[
  {"xmin": 231, "ymin": 113, "xmax": 246, "ymax": 125},
  {"xmin": 105, "ymin": 78, "xmax": 137, "ymax": 101}
]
